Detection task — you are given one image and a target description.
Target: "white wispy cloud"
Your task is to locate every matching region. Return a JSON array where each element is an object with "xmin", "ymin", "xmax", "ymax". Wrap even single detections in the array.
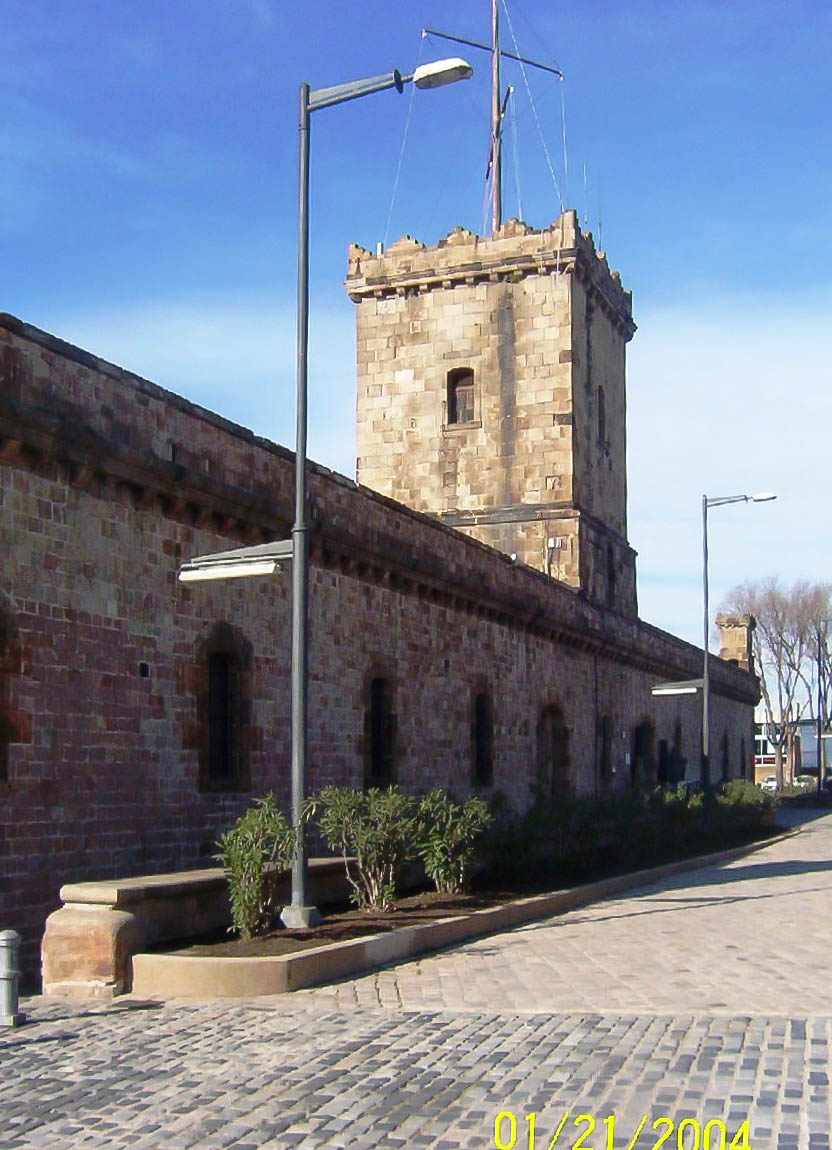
[
  {"xmin": 48, "ymin": 297, "xmax": 358, "ymax": 480},
  {"xmin": 45, "ymin": 288, "xmax": 832, "ymax": 653},
  {"xmin": 628, "ymin": 294, "xmax": 832, "ymax": 643}
]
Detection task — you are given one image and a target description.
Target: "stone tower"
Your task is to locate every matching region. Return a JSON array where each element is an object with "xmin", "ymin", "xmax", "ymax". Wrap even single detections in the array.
[
  {"xmin": 716, "ymin": 614, "xmax": 756, "ymax": 673},
  {"xmin": 345, "ymin": 209, "xmax": 638, "ymax": 615}
]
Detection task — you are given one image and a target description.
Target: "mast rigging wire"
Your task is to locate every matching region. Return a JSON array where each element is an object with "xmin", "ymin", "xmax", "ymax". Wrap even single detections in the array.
[
  {"xmin": 560, "ymin": 73, "xmax": 569, "ymax": 207},
  {"xmin": 383, "ymin": 33, "xmax": 425, "ymax": 249},
  {"xmin": 508, "ymin": 87, "xmax": 524, "ymax": 222},
  {"xmin": 500, "ymin": 0, "xmax": 564, "ymax": 212}
]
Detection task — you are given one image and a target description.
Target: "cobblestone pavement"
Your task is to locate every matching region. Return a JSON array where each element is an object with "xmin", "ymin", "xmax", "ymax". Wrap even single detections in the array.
[{"xmin": 4, "ymin": 812, "xmax": 832, "ymax": 1150}]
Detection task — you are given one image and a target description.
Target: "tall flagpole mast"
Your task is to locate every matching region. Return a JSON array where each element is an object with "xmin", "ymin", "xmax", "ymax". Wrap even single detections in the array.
[
  {"xmin": 422, "ymin": 16, "xmax": 563, "ymax": 233},
  {"xmin": 491, "ymin": 0, "xmax": 501, "ymax": 234}
]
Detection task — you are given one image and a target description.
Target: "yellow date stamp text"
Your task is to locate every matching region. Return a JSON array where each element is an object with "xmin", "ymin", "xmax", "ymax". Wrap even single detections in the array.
[{"xmin": 493, "ymin": 1110, "xmax": 752, "ymax": 1150}]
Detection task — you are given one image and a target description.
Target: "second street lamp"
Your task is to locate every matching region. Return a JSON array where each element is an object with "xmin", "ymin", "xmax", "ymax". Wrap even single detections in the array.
[
  {"xmin": 285, "ymin": 57, "xmax": 474, "ymax": 929},
  {"xmin": 815, "ymin": 620, "xmax": 831, "ymax": 798},
  {"xmin": 701, "ymin": 492, "xmax": 776, "ymax": 789}
]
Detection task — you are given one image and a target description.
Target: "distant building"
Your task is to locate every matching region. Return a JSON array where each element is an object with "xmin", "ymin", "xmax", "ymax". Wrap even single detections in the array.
[
  {"xmin": 795, "ymin": 718, "xmax": 831, "ymax": 779},
  {"xmin": 753, "ymin": 709, "xmax": 829, "ymax": 784}
]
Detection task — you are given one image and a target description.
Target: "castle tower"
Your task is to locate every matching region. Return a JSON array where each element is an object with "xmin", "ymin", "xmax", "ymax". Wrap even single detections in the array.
[
  {"xmin": 345, "ymin": 209, "xmax": 638, "ymax": 616},
  {"xmin": 716, "ymin": 614, "xmax": 756, "ymax": 673}
]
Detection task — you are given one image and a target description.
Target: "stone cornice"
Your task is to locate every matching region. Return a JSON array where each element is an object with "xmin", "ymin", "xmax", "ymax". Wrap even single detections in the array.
[
  {"xmin": 1, "ymin": 390, "xmax": 755, "ymax": 705},
  {"xmin": 0, "ymin": 391, "xmax": 291, "ymax": 542},
  {"xmin": 438, "ymin": 502, "xmax": 637, "ymax": 560}
]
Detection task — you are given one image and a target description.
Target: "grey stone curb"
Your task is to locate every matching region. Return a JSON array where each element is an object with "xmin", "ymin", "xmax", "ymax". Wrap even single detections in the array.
[{"xmin": 130, "ymin": 828, "xmax": 795, "ymax": 1000}]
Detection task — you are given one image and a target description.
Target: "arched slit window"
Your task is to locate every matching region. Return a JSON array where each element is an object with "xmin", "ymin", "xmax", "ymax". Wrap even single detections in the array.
[
  {"xmin": 208, "ymin": 651, "xmax": 235, "ymax": 782},
  {"xmin": 195, "ymin": 622, "xmax": 251, "ymax": 794},
  {"xmin": 538, "ymin": 703, "xmax": 570, "ymax": 797},
  {"xmin": 667, "ymin": 720, "xmax": 686, "ymax": 784},
  {"xmin": 598, "ymin": 714, "xmax": 613, "ymax": 787},
  {"xmin": 0, "ymin": 602, "xmax": 22, "ymax": 782},
  {"xmin": 597, "ymin": 385, "xmax": 606, "ymax": 444},
  {"xmin": 472, "ymin": 691, "xmax": 493, "ymax": 787},
  {"xmin": 365, "ymin": 676, "xmax": 396, "ymax": 787},
  {"xmin": 606, "ymin": 544, "xmax": 616, "ymax": 607},
  {"xmin": 721, "ymin": 731, "xmax": 730, "ymax": 781},
  {"xmin": 632, "ymin": 720, "xmax": 656, "ymax": 789},
  {"xmin": 447, "ymin": 368, "xmax": 475, "ymax": 425},
  {"xmin": 658, "ymin": 739, "xmax": 669, "ymax": 784}
]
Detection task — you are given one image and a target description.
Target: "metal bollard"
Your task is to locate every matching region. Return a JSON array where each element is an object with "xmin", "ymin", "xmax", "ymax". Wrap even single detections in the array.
[{"xmin": 0, "ymin": 930, "xmax": 26, "ymax": 1026}]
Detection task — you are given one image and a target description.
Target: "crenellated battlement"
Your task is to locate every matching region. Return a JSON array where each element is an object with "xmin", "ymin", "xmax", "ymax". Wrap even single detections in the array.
[{"xmin": 346, "ymin": 209, "xmax": 635, "ymax": 339}]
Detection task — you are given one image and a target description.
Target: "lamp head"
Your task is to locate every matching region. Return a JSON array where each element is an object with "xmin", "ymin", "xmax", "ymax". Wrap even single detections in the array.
[
  {"xmin": 750, "ymin": 492, "xmax": 777, "ymax": 503},
  {"xmin": 413, "ymin": 57, "xmax": 474, "ymax": 89}
]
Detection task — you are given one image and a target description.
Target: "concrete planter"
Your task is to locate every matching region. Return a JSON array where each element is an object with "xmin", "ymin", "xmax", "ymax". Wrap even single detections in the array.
[{"xmin": 129, "ymin": 832, "xmax": 792, "ymax": 1001}]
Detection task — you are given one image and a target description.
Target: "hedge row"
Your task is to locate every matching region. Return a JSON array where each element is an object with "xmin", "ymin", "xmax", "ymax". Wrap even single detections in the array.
[{"xmin": 217, "ymin": 780, "xmax": 777, "ymax": 939}]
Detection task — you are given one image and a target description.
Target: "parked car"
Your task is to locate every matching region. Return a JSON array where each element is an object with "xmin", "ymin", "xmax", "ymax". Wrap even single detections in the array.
[
  {"xmin": 760, "ymin": 775, "xmax": 777, "ymax": 793},
  {"xmin": 793, "ymin": 774, "xmax": 816, "ymax": 790}
]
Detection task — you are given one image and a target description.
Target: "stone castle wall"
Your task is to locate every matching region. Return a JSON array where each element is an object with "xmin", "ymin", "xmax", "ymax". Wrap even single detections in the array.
[{"xmin": 0, "ymin": 314, "xmax": 757, "ymax": 980}]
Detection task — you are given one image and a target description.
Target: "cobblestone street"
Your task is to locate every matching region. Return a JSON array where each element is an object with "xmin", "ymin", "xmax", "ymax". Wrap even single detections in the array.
[{"xmin": 4, "ymin": 811, "xmax": 832, "ymax": 1150}]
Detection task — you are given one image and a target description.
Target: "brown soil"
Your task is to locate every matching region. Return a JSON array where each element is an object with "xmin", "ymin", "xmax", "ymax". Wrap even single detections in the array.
[
  {"xmin": 161, "ymin": 890, "xmax": 508, "ymax": 958},
  {"xmin": 159, "ymin": 826, "xmax": 781, "ymax": 960}
]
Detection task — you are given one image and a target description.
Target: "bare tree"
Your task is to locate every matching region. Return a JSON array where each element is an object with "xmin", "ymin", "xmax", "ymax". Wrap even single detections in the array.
[
  {"xmin": 793, "ymin": 585, "xmax": 832, "ymax": 789},
  {"xmin": 723, "ymin": 578, "xmax": 819, "ymax": 787}
]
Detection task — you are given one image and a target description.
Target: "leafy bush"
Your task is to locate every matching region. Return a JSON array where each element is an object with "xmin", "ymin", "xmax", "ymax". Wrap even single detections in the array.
[
  {"xmin": 478, "ymin": 779, "xmax": 776, "ymax": 888},
  {"xmin": 216, "ymin": 793, "xmax": 297, "ymax": 940},
  {"xmin": 720, "ymin": 778, "xmax": 778, "ymax": 808},
  {"xmin": 474, "ymin": 795, "xmax": 533, "ymax": 883},
  {"xmin": 714, "ymin": 778, "xmax": 778, "ymax": 826},
  {"xmin": 415, "ymin": 790, "xmax": 493, "ymax": 894},
  {"xmin": 312, "ymin": 785, "xmax": 416, "ymax": 911}
]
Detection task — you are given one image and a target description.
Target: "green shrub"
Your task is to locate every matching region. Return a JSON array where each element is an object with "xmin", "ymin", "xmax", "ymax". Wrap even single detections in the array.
[
  {"xmin": 415, "ymin": 790, "xmax": 493, "ymax": 894},
  {"xmin": 479, "ymin": 778, "xmax": 776, "ymax": 889},
  {"xmin": 474, "ymin": 795, "xmax": 533, "ymax": 883},
  {"xmin": 312, "ymin": 785, "xmax": 417, "ymax": 911},
  {"xmin": 216, "ymin": 793, "xmax": 297, "ymax": 940},
  {"xmin": 715, "ymin": 778, "xmax": 778, "ymax": 826}
]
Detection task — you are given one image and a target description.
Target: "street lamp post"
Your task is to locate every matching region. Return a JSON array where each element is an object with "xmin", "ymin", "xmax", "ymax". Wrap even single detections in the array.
[
  {"xmin": 701, "ymin": 492, "xmax": 776, "ymax": 789},
  {"xmin": 284, "ymin": 56, "xmax": 473, "ymax": 929},
  {"xmin": 816, "ymin": 622, "xmax": 830, "ymax": 799}
]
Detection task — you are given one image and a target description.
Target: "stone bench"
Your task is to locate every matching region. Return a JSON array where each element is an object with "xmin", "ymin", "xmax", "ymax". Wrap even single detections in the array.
[{"xmin": 41, "ymin": 858, "xmax": 351, "ymax": 999}]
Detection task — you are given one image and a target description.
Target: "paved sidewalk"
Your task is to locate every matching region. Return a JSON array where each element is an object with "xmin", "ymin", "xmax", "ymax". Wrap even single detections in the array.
[
  {"xmin": 3, "ymin": 813, "xmax": 832, "ymax": 1149},
  {"xmin": 303, "ymin": 812, "xmax": 832, "ymax": 1016}
]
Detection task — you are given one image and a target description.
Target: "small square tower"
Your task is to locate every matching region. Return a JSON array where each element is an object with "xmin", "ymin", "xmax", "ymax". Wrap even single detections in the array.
[{"xmin": 346, "ymin": 210, "xmax": 638, "ymax": 615}]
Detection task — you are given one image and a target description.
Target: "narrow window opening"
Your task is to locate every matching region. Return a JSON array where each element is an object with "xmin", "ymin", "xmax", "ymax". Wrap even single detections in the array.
[
  {"xmin": 632, "ymin": 720, "xmax": 656, "ymax": 788},
  {"xmin": 472, "ymin": 692, "xmax": 493, "ymax": 787},
  {"xmin": 538, "ymin": 703, "xmax": 570, "ymax": 797},
  {"xmin": 668, "ymin": 720, "xmax": 686, "ymax": 784},
  {"xmin": 597, "ymin": 385, "xmax": 606, "ymax": 444},
  {"xmin": 366, "ymin": 677, "xmax": 395, "ymax": 786},
  {"xmin": 208, "ymin": 651, "xmax": 235, "ymax": 781},
  {"xmin": 598, "ymin": 714, "xmax": 613, "ymax": 787},
  {"xmin": 447, "ymin": 368, "xmax": 475, "ymax": 425},
  {"xmin": 194, "ymin": 622, "xmax": 252, "ymax": 794},
  {"xmin": 0, "ymin": 609, "xmax": 18, "ymax": 782},
  {"xmin": 0, "ymin": 720, "xmax": 10, "ymax": 781},
  {"xmin": 606, "ymin": 543, "xmax": 616, "ymax": 607},
  {"xmin": 658, "ymin": 739, "xmax": 669, "ymax": 784}
]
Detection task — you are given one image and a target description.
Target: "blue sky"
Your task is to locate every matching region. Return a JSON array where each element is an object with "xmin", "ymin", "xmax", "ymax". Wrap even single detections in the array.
[{"xmin": 3, "ymin": 1, "xmax": 830, "ymax": 646}]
